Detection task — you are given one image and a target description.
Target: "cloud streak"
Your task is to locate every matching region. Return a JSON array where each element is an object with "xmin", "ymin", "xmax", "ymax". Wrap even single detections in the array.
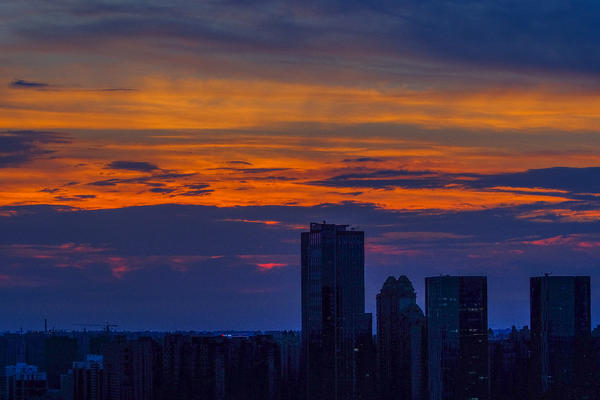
[
  {"xmin": 106, "ymin": 160, "xmax": 159, "ymax": 172},
  {"xmin": 0, "ymin": 130, "xmax": 69, "ymax": 167},
  {"xmin": 10, "ymin": 79, "xmax": 49, "ymax": 89}
]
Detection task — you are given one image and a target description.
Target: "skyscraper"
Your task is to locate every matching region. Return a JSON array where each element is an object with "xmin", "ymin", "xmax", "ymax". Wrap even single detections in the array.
[
  {"xmin": 376, "ymin": 276, "xmax": 426, "ymax": 400},
  {"xmin": 426, "ymin": 276, "xmax": 489, "ymax": 400},
  {"xmin": 530, "ymin": 275, "xmax": 592, "ymax": 396},
  {"xmin": 72, "ymin": 355, "xmax": 104, "ymax": 400},
  {"xmin": 301, "ymin": 222, "xmax": 372, "ymax": 400}
]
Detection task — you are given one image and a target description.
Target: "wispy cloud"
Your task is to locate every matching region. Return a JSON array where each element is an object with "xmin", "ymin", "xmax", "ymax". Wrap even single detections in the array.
[
  {"xmin": 106, "ymin": 160, "xmax": 159, "ymax": 172},
  {"xmin": 10, "ymin": 79, "xmax": 49, "ymax": 89},
  {"xmin": 0, "ymin": 130, "xmax": 69, "ymax": 167}
]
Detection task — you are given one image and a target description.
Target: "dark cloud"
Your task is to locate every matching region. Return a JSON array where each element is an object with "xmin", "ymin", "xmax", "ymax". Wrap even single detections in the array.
[
  {"xmin": 308, "ymin": 169, "xmax": 448, "ymax": 189},
  {"xmin": 154, "ymin": 172, "xmax": 196, "ymax": 180},
  {"xmin": 53, "ymin": 195, "xmax": 96, "ymax": 202},
  {"xmin": 186, "ymin": 184, "xmax": 210, "ymax": 190},
  {"xmin": 227, "ymin": 161, "xmax": 253, "ymax": 165},
  {"xmin": 0, "ymin": 130, "xmax": 69, "ymax": 168},
  {"xmin": 150, "ymin": 188, "xmax": 175, "ymax": 194},
  {"xmin": 210, "ymin": 167, "xmax": 290, "ymax": 174},
  {"xmin": 88, "ymin": 179, "xmax": 120, "ymax": 187},
  {"xmin": 10, "ymin": 79, "xmax": 49, "ymax": 89},
  {"xmin": 106, "ymin": 160, "xmax": 159, "ymax": 172},
  {"xmin": 10, "ymin": 0, "xmax": 600, "ymax": 80},
  {"xmin": 309, "ymin": 167, "xmax": 600, "ymax": 195},
  {"xmin": 470, "ymin": 167, "xmax": 600, "ymax": 194},
  {"xmin": 10, "ymin": 79, "xmax": 134, "ymax": 92},
  {"xmin": 343, "ymin": 157, "xmax": 384, "ymax": 163},
  {"xmin": 180, "ymin": 189, "xmax": 213, "ymax": 196},
  {"xmin": 88, "ymin": 172, "xmax": 195, "ymax": 188},
  {"xmin": 249, "ymin": 176, "xmax": 297, "ymax": 181},
  {"xmin": 39, "ymin": 188, "xmax": 60, "ymax": 194}
]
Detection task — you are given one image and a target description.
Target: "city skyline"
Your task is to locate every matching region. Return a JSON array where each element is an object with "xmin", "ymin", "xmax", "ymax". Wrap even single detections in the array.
[
  {"xmin": 2, "ymin": 0, "xmax": 600, "ymax": 332},
  {"xmin": 0, "ymin": 269, "xmax": 596, "ymax": 399}
]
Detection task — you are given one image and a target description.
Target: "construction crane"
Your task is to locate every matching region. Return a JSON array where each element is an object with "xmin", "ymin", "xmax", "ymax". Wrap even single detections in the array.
[{"xmin": 74, "ymin": 322, "xmax": 118, "ymax": 333}]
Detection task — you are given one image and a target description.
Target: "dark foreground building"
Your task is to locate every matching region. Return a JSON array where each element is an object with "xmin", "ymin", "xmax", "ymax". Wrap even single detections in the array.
[
  {"xmin": 530, "ymin": 275, "xmax": 594, "ymax": 398},
  {"xmin": 426, "ymin": 276, "xmax": 489, "ymax": 400},
  {"xmin": 301, "ymin": 222, "xmax": 373, "ymax": 400},
  {"xmin": 488, "ymin": 326, "xmax": 530, "ymax": 400},
  {"xmin": 376, "ymin": 276, "xmax": 426, "ymax": 400}
]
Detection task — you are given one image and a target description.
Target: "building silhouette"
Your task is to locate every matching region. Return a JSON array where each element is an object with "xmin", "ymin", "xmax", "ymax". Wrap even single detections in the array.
[
  {"xmin": 270, "ymin": 331, "xmax": 300, "ymax": 400},
  {"xmin": 376, "ymin": 276, "xmax": 426, "ymax": 400},
  {"xmin": 71, "ymin": 354, "xmax": 104, "ymax": 400},
  {"xmin": 530, "ymin": 275, "xmax": 593, "ymax": 397},
  {"xmin": 45, "ymin": 335, "xmax": 78, "ymax": 390},
  {"xmin": 301, "ymin": 222, "xmax": 373, "ymax": 400},
  {"xmin": 0, "ymin": 363, "xmax": 47, "ymax": 400},
  {"xmin": 488, "ymin": 326, "xmax": 531, "ymax": 400},
  {"xmin": 426, "ymin": 276, "xmax": 489, "ymax": 400}
]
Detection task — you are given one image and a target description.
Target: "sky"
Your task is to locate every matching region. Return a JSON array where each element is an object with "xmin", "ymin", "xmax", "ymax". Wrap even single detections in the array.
[{"xmin": 1, "ymin": 0, "xmax": 600, "ymax": 331}]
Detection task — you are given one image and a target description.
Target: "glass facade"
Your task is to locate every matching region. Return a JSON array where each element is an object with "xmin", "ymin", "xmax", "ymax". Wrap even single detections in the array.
[
  {"xmin": 426, "ymin": 276, "xmax": 489, "ymax": 400},
  {"xmin": 301, "ymin": 223, "xmax": 371, "ymax": 400},
  {"xmin": 530, "ymin": 275, "xmax": 591, "ymax": 395}
]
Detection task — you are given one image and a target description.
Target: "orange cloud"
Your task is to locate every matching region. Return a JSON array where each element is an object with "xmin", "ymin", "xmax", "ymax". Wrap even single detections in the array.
[
  {"xmin": 222, "ymin": 219, "xmax": 280, "ymax": 225},
  {"xmin": 523, "ymin": 234, "xmax": 600, "ymax": 249},
  {"xmin": 365, "ymin": 243, "xmax": 421, "ymax": 256},
  {"xmin": 256, "ymin": 263, "xmax": 288, "ymax": 271},
  {"xmin": 2, "ymin": 77, "xmax": 600, "ymax": 131},
  {"xmin": 518, "ymin": 208, "xmax": 600, "ymax": 223}
]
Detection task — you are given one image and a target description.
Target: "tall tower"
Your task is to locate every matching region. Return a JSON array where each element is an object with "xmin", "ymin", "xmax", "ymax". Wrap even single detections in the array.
[
  {"xmin": 301, "ymin": 222, "xmax": 372, "ymax": 400},
  {"xmin": 426, "ymin": 276, "xmax": 489, "ymax": 400},
  {"xmin": 376, "ymin": 276, "xmax": 426, "ymax": 400},
  {"xmin": 530, "ymin": 275, "xmax": 591, "ymax": 396}
]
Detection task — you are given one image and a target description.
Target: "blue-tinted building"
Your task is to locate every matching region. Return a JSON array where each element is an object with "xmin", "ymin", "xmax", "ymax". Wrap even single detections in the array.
[
  {"xmin": 426, "ymin": 276, "xmax": 489, "ymax": 400},
  {"xmin": 376, "ymin": 276, "xmax": 426, "ymax": 400},
  {"xmin": 301, "ymin": 222, "xmax": 372, "ymax": 400},
  {"xmin": 530, "ymin": 275, "xmax": 592, "ymax": 396}
]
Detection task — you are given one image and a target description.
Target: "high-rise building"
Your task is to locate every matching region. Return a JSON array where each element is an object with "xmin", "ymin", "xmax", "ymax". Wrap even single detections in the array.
[
  {"xmin": 129, "ymin": 338, "xmax": 161, "ymax": 400},
  {"xmin": 161, "ymin": 334, "xmax": 192, "ymax": 400},
  {"xmin": 270, "ymin": 331, "xmax": 301, "ymax": 400},
  {"xmin": 376, "ymin": 276, "xmax": 426, "ymax": 400},
  {"xmin": 488, "ymin": 326, "xmax": 530, "ymax": 400},
  {"xmin": 426, "ymin": 276, "xmax": 489, "ymax": 400},
  {"xmin": 72, "ymin": 354, "xmax": 104, "ymax": 400},
  {"xmin": 45, "ymin": 335, "xmax": 78, "ymax": 389},
  {"xmin": 301, "ymin": 222, "xmax": 373, "ymax": 400},
  {"xmin": 0, "ymin": 363, "xmax": 47, "ymax": 400},
  {"xmin": 530, "ymin": 275, "xmax": 592, "ymax": 396},
  {"xmin": 102, "ymin": 336, "xmax": 162, "ymax": 400},
  {"xmin": 102, "ymin": 336, "xmax": 132, "ymax": 400}
]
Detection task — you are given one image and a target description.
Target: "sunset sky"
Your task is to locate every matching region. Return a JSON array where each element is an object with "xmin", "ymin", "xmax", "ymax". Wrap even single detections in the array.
[{"xmin": 2, "ymin": 0, "xmax": 600, "ymax": 331}]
